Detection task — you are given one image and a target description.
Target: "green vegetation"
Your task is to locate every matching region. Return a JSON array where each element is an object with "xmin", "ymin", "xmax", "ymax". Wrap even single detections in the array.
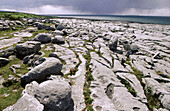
[
  {"xmin": 118, "ymin": 76, "xmax": 137, "ymax": 97},
  {"xmin": 131, "ymin": 67, "xmax": 144, "ymax": 83},
  {"xmin": 0, "ymin": 57, "xmax": 29, "ymax": 110},
  {"xmin": 145, "ymin": 87, "xmax": 162, "ymax": 110},
  {"xmin": 95, "ymin": 50, "xmax": 103, "ymax": 58},
  {"xmin": 83, "ymin": 50, "xmax": 94, "ymax": 111},
  {"xmin": 125, "ymin": 57, "xmax": 132, "ymax": 66},
  {"xmin": 0, "ymin": 57, "xmax": 29, "ymax": 80},
  {"xmin": 0, "ymin": 82, "xmax": 23, "ymax": 111},
  {"xmin": 86, "ymin": 105, "xmax": 94, "ymax": 111},
  {"xmin": 125, "ymin": 58, "xmax": 161, "ymax": 110},
  {"xmin": 125, "ymin": 58, "xmax": 144, "ymax": 83},
  {"xmin": 41, "ymin": 43, "xmax": 55, "ymax": 57},
  {"xmin": 0, "ymin": 11, "xmax": 49, "ymax": 20}
]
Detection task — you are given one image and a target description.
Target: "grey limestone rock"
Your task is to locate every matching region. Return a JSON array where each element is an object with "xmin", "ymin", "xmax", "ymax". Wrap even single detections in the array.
[
  {"xmin": 37, "ymin": 23, "xmax": 46, "ymax": 30},
  {"xmin": 56, "ymin": 24, "xmax": 64, "ymax": 31},
  {"xmin": 25, "ymin": 80, "xmax": 73, "ymax": 111},
  {"xmin": 52, "ymin": 36, "xmax": 65, "ymax": 44},
  {"xmin": 109, "ymin": 37, "xmax": 118, "ymax": 51},
  {"xmin": 0, "ymin": 46, "xmax": 15, "ymax": 58},
  {"xmin": 16, "ymin": 41, "xmax": 41, "ymax": 57},
  {"xmin": 3, "ymin": 94, "xmax": 44, "ymax": 111},
  {"xmin": 45, "ymin": 25, "xmax": 55, "ymax": 31},
  {"xmin": 53, "ymin": 30, "xmax": 64, "ymax": 36},
  {"xmin": 160, "ymin": 94, "xmax": 170, "ymax": 110},
  {"xmin": 21, "ymin": 57, "xmax": 63, "ymax": 87},
  {"xmin": 34, "ymin": 33, "xmax": 51, "ymax": 43},
  {"xmin": 130, "ymin": 44, "xmax": 139, "ymax": 52}
]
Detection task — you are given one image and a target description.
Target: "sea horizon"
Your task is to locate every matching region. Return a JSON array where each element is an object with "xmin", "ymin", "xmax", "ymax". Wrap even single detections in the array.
[{"xmin": 43, "ymin": 14, "xmax": 170, "ymax": 25}]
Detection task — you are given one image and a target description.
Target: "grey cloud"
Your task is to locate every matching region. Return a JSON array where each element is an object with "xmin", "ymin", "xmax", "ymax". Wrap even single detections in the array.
[{"xmin": 0, "ymin": 0, "xmax": 170, "ymax": 14}]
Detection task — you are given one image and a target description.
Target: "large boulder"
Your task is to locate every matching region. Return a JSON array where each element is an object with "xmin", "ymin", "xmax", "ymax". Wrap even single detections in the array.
[
  {"xmin": 52, "ymin": 36, "xmax": 65, "ymax": 44},
  {"xmin": 109, "ymin": 37, "xmax": 118, "ymax": 51},
  {"xmin": 56, "ymin": 25, "xmax": 64, "ymax": 31},
  {"xmin": 34, "ymin": 80, "xmax": 72, "ymax": 111},
  {"xmin": 0, "ymin": 57, "xmax": 9, "ymax": 67},
  {"xmin": 21, "ymin": 57, "xmax": 63, "ymax": 87},
  {"xmin": 16, "ymin": 41, "xmax": 41, "ymax": 57},
  {"xmin": 3, "ymin": 94, "xmax": 44, "ymax": 111},
  {"xmin": 34, "ymin": 33, "xmax": 51, "ymax": 43},
  {"xmin": 37, "ymin": 23, "xmax": 46, "ymax": 30}
]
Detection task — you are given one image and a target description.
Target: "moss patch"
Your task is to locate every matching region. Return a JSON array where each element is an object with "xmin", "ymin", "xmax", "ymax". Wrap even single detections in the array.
[
  {"xmin": 145, "ymin": 87, "xmax": 162, "ymax": 110},
  {"xmin": 83, "ymin": 50, "xmax": 94, "ymax": 111},
  {"xmin": 118, "ymin": 76, "xmax": 137, "ymax": 97}
]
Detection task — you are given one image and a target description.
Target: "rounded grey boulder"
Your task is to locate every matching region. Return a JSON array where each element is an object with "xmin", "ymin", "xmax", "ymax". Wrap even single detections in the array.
[
  {"xmin": 34, "ymin": 33, "xmax": 51, "ymax": 43},
  {"xmin": 56, "ymin": 25, "xmax": 64, "ymax": 31},
  {"xmin": 35, "ymin": 79, "xmax": 73, "ymax": 111}
]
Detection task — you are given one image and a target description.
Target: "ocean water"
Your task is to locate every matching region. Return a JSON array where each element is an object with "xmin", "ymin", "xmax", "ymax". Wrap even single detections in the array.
[{"xmin": 48, "ymin": 15, "xmax": 170, "ymax": 25}]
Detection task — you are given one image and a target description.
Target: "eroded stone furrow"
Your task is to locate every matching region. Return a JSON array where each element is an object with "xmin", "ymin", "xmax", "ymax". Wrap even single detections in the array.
[{"xmin": 1, "ymin": 17, "xmax": 170, "ymax": 111}]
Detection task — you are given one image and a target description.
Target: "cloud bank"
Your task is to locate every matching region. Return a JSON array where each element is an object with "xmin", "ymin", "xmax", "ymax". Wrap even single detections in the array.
[{"xmin": 0, "ymin": 0, "xmax": 170, "ymax": 16}]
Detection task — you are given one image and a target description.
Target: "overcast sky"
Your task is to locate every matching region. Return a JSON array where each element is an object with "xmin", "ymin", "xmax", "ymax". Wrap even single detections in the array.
[{"xmin": 0, "ymin": 0, "xmax": 170, "ymax": 16}]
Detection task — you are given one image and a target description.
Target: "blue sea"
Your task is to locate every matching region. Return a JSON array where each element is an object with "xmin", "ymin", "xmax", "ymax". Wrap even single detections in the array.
[{"xmin": 47, "ymin": 15, "xmax": 170, "ymax": 25}]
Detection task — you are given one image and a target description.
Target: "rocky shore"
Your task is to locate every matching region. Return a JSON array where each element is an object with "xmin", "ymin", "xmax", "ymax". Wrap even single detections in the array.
[{"xmin": 0, "ymin": 16, "xmax": 170, "ymax": 111}]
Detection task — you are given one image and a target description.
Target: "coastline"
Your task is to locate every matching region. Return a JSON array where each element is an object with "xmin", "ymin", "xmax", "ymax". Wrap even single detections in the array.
[{"xmin": 51, "ymin": 15, "xmax": 170, "ymax": 25}]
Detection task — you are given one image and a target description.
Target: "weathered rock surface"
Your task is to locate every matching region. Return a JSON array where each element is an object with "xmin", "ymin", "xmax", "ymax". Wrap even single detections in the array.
[
  {"xmin": 1, "ymin": 17, "xmax": 170, "ymax": 111},
  {"xmin": 3, "ymin": 94, "xmax": 44, "ymax": 111},
  {"xmin": 34, "ymin": 33, "xmax": 51, "ymax": 43},
  {"xmin": 109, "ymin": 37, "xmax": 118, "ymax": 51},
  {"xmin": 0, "ymin": 46, "xmax": 15, "ymax": 58},
  {"xmin": 23, "ymin": 79, "xmax": 73, "ymax": 111},
  {"xmin": 56, "ymin": 24, "xmax": 64, "ymax": 31},
  {"xmin": 0, "ymin": 37, "xmax": 21, "ymax": 49},
  {"xmin": 37, "ymin": 23, "xmax": 46, "ymax": 30},
  {"xmin": 53, "ymin": 30, "xmax": 64, "ymax": 36},
  {"xmin": 35, "ymin": 80, "xmax": 73, "ymax": 111},
  {"xmin": 53, "ymin": 44, "xmax": 79, "ymax": 74},
  {"xmin": 69, "ymin": 54, "xmax": 86, "ymax": 111},
  {"xmin": 52, "ymin": 35, "xmax": 65, "ymax": 44},
  {"xmin": 16, "ymin": 41, "xmax": 41, "ymax": 57},
  {"xmin": 21, "ymin": 57, "xmax": 63, "ymax": 87},
  {"xmin": 23, "ymin": 54, "xmax": 45, "ymax": 67}
]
